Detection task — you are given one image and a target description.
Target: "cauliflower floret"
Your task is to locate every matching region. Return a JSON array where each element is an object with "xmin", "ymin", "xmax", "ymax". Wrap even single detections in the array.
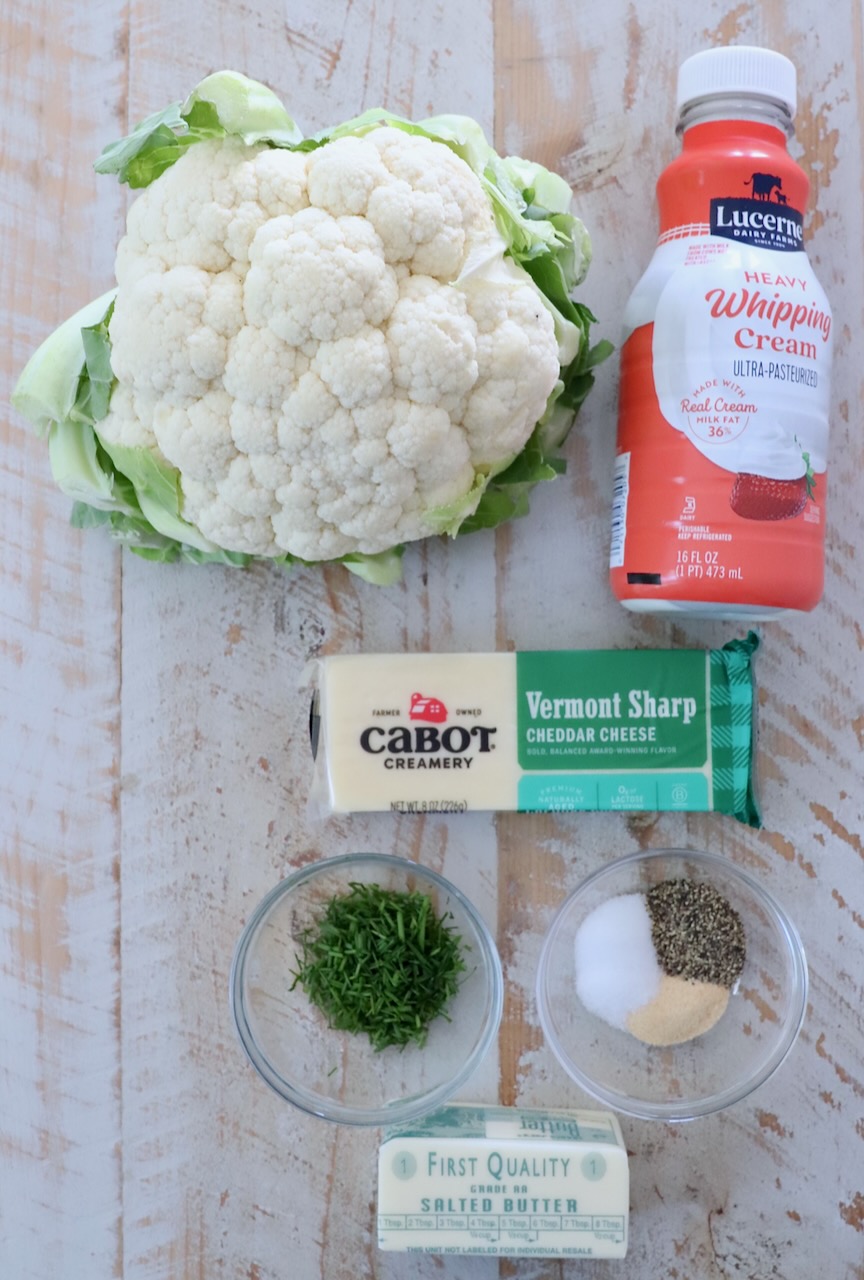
[
  {"xmin": 272, "ymin": 467, "xmax": 360, "ymax": 559},
  {"xmin": 268, "ymin": 385, "xmax": 418, "ymax": 557},
  {"xmin": 118, "ymin": 138, "xmax": 260, "ymax": 274},
  {"xmin": 312, "ymin": 326, "xmax": 392, "ymax": 409},
  {"xmin": 387, "ymin": 276, "xmax": 478, "ymax": 415},
  {"xmin": 271, "ymin": 476, "xmax": 329, "ymax": 539},
  {"xmin": 216, "ymin": 454, "xmax": 278, "ymax": 518},
  {"xmin": 202, "ymin": 271, "xmax": 245, "ymax": 336},
  {"xmin": 98, "ymin": 384, "xmax": 162, "ymax": 453},
  {"xmin": 461, "ymin": 263, "xmax": 561, "ymax": 462},
  {"xmin": 110, "ymin": 266, "xmax": 236, "ymax": 399},
  {"xmin": 183, "ymin": 475, "xmax": 280, "ymax": 555},
  {"xmin": 250, "ymin": 148, "xmax": 310, "ymax": 217},
  {"xmin": 223, "ymin": 201, "xmax": 269, "ymax": 266},
  {"xmin": 155, "ymin": 390, "xmax": 238, "ymax": 483},
  {"xmin": 229, "ymin": 403, "xmax": 279, "ymax": 455},
  {"xmin": 368, "ymin": 127, "xmax": 495, "ymax": 278},
  {"xmin": 244, "ymin": 208, "xmax": 399, "ymax": 344},
  {"xmin": 114, "ymin": 247, "xmax": 166, "ymax": 290},
  {"xmin": 365, "ymin": 180, "xmax": 441, "ymax": 264},
  {"xmin": 224, "ymin": 325, "xmax": 308, "ymax": 407},
  {"xmin": 306, "ymin": 135, "xmax": 390, "ymax": 216},
  {"xmin": 277, "ymin": 370, "xmax": 342, "ymax": 442},
  {"xmin": 385, "ymin": 402, "xmax": 474, "ymax": 502},
  {"xmin": 330, "ymin": 487, "xmax": 406, "ymax": 548}
]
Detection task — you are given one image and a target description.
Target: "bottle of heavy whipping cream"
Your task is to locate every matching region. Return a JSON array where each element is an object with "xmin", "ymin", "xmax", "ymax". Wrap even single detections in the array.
[{"xmin": 610, "ymin": 46, "xmax": 833, "ymax": 618}]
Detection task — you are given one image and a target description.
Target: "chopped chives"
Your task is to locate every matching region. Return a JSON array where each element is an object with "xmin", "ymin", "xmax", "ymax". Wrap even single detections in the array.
[{"xmin": 290, "ymin": 882, "xmax": 467, "ymax": 1051}]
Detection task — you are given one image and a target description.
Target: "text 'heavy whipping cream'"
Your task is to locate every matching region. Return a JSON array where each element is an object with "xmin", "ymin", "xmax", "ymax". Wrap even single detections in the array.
[{"xmin": 610, "ymin": 47, "xmax": 833, "ymax": 618}]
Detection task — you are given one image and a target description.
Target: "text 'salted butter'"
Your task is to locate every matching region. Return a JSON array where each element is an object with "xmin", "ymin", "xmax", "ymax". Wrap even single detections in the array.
[{"xmin": 377, "ymin": 1105, "xmax": 629, "ymax": 1259}]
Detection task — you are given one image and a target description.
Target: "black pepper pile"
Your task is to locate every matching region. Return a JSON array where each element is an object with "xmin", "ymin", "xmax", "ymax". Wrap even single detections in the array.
[{"xmin": 646, "ymin": 879, "xmax": 746, "ymax": 988}]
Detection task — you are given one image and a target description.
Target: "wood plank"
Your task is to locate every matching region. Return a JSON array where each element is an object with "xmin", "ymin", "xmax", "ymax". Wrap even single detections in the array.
[
  {"xmin": 0, "ymin": 2, "xmax": 127, "ymax": 1276},
  {"xmin": 115, "ymin": 5, "xmax": 496, "ymax": 1278},
  {"xmin": 493, "ymin": 1, "xmax": 864, "ymax": 1276}
]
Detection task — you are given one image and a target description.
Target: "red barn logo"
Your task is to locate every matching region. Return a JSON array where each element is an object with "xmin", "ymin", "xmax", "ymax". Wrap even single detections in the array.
[{"xmin": 409, "ymin": 692, "xmax": 447, "ymax": 723}]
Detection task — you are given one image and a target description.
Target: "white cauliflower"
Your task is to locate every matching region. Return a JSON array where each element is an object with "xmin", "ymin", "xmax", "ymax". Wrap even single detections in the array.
[
  {"xmin": 14, "ymin": 72, "xmax": 603, "ymax": 580},
  {"xmin": 101, "ymin": 129, "xmax": 560, "ymax": 560}
]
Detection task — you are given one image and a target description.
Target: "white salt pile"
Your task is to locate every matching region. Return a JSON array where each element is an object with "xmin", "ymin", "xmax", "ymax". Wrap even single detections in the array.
[{"xmin": 573, "ymin": 893, "xmax": 662, "ymax": 1030}]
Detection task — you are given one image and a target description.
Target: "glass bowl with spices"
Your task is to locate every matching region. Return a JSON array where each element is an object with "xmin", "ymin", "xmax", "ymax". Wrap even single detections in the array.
[
  {"xmin": 230, "ymin": 852, "xmax": 503, "ymax": 1126},
  {"xmin": 536, "ymin": 849, "xmax": 807, "ymax": 1121}
]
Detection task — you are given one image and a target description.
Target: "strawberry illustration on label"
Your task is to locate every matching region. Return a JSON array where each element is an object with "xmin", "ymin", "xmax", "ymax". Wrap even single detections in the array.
[
  {"xmin": 409, "ymin": 693, "xmax": 448, "ymax": 723},
  {"xmin": 729, "ymin": 459, "xmax": 814, "ymax": 521}
]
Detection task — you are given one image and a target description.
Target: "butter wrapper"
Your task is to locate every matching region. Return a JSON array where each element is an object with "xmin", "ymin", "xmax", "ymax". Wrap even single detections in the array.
[
  {"xmin": 309, "ymin": 632, "xmax": 760, "ymax": 826},
  {"xmin": 377, "ymin": 1104, "xmax": 628, "ymax": 1259}
]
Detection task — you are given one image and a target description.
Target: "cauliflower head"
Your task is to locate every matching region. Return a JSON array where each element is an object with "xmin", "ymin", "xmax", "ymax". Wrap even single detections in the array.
[{"xmin": 14, "ymin": 71, "xmax": 607, "ymax": 582}]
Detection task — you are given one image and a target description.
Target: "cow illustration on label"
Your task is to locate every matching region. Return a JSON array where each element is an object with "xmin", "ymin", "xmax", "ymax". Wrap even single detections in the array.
[{"xmin": 743, "ymin": 171, "xmax": 783, "ymax": 200}]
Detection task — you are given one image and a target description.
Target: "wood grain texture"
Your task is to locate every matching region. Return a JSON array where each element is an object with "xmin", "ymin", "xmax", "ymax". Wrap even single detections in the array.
[
  {"xmin": 2, "ymin": 1, "xmax": 862, "ymax": 1277},
  {"xmin": 0, "ymin": 3, "xmax": 127, "ymax": 1276},
  {"xmin": 114, "ymin": 6, "xmax": 497, "ymax": 1280},
  {"xmin": 493, "ymin": 3, "xmax": 864, "ymax": 1278}
]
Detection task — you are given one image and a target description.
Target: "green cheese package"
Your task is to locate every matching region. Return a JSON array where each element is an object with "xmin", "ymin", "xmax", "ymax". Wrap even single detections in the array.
[{"xmin": 308, "ymin": 632, "xmax": 761, "ymax": 826}]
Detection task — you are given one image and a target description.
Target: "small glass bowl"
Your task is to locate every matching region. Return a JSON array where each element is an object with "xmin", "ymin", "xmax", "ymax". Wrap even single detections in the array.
[
  {"xmin": 536, "ymin": 849, "xmax": 808, "ymax": 1122},
  {"xmin": 230, "ymin": 853, "xmax": 503, "ymax": 1126}
]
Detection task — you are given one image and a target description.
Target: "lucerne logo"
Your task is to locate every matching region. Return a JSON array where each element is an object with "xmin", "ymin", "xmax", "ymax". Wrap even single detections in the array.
[{"xmin": 710, "ymin": 173, "xmax": 803, "ymax": 253}]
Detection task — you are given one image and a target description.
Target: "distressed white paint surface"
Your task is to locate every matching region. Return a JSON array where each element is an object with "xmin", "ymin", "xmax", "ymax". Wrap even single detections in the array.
[
  {"xmin": 1, "ymin": 2, "xmax": 862, "ymax": 1278},
  {"xmin": 0, "ymin": 4, "xmax": 125, "ymax": 1277}
]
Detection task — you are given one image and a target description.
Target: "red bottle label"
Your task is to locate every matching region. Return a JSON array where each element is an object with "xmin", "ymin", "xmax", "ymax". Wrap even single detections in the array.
[{"xmin": 610, "ymin": 124, "xmax": 832, "ymax": 615}]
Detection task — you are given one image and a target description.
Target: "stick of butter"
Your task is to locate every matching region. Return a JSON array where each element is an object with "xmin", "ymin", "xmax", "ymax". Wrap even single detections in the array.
[
  {"xmin": 309, "ymin": 633, "xmax": 760, "ymax": 825},
  {"xmin": 377, "ymin": 1104, "xmax": 629, "ymax": 1259}
]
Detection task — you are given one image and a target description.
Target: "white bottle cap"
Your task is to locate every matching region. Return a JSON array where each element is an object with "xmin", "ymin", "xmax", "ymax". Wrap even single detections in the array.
[{"xmin": 677, "ymin": 46, "xmax": 797, "ymax": 119}]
